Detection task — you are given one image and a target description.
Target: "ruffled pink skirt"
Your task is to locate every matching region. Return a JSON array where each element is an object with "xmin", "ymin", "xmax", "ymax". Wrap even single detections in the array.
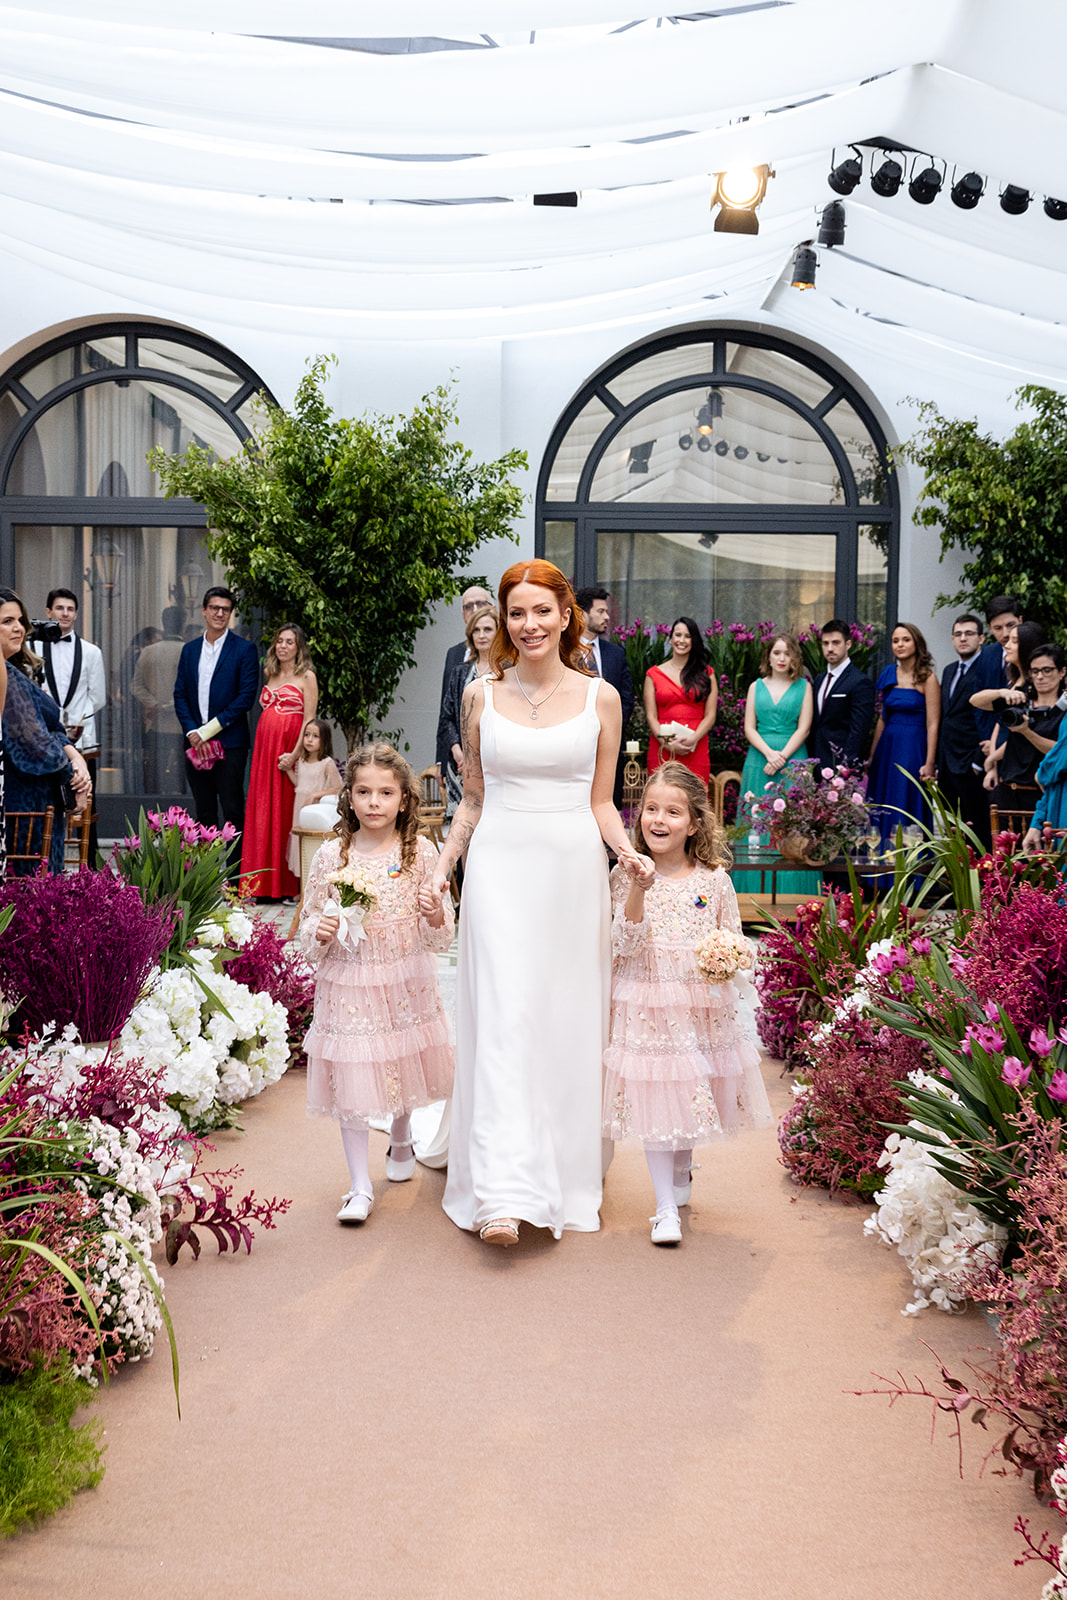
[
  {"xmin": 306, "ymin": 932, "xmax": 454, "ymax": 1129},
  {"xmin": 603, "ymin": 945, "xmax": 770, "ymax": 1150}
]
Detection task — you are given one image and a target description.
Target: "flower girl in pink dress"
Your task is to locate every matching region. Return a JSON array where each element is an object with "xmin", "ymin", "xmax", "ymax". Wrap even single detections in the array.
[
  {"xmin": 300, "ymin": 742, "xmax": 454, "ymax": 1224},
  {"xmin": 603, "ymin": 762, "xmax": 770, "ymax": 1245}
]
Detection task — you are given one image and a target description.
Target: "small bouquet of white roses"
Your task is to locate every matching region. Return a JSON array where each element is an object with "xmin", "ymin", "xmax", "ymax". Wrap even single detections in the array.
[
  {"xmin": 694, "ymin": 929, "xmax": 754, "ymax": 984},
  {"xmin": 325, "ymin": 862, "xmax": 379, "ymax": 947}
]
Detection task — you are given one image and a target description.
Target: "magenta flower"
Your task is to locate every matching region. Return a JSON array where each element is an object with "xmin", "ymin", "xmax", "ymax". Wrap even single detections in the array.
[
  {"xmin": 1001, "ymin": 1056, "xmax": 1032, "ymax": 1089},
  {"xmin": 912, "ymin": 935, "xmax": 931, "ymax": 955},
  {"xmin": 220, "ymin": 823, "xmax": 238, "ymax": 842},
  {"xmin": 1047, "ymin": 1070, "xmax": 1067, "ymax": 1103},
  {"xmin": 960, "ymin": 1036, "xmax": 973, "ymax": 1057},
  {"xmin": 1030, "ymin": 1027, "xmax": 1055, "ymax": 1058},
  {"xmin": 974, "ymin": 1024, "xmax": 1006, "ymax": 1054},
  {"xmin": 948, "ymin": 949, "xmax": 968, "ymax": 977},
  {"xmin": 899, "ymin": 972, "xmax": 916, "ymax": 994},
  {"xmin": 872, "ymin": 952, "xmax": 895, "ymax": 976},
  {"xmin": 983, "ymin": 999, "xmax": 1001, "ymax": 1022}
]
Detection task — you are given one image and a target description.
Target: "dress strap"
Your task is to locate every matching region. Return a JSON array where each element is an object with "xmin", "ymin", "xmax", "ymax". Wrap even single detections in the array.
[
  {"xmin": 585, "ymin": 676, "xmax": 600, "ymax": 713},
  {"xmin": 481, "ymin": 677, "xmax": 494, "ymax": 712}
]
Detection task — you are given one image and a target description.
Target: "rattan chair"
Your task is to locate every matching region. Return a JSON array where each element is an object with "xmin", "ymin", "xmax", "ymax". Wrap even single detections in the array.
[
  {"xmin": 6, "ymin": 807, "xmax": 55, "ymax": 874},
  {"xmin": 711, "ymin": 769, "xmax": 743, "ymax": 829}
]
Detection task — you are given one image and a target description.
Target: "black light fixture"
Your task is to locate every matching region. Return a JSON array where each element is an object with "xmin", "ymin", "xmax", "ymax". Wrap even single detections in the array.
[
  {"xmin": 678, "ymin": 431, "xmax": 693, "ymax": 450},
  {"xmin": 711, "ymin": 165, "xmax": 772, "ymax": 234},
  {"xmin": 908, "ymin": 161, "xmax": 943, "ymax": 205},
  {"xmin": 627, "ymin": 442, "xmax": 654, "ymax": 474},
  {"xmin": 1000, "ymin": 185, "xmax": 1032, "ymax": 215},
  {"xmin": 817, "ymin": 200, "xmax": 846, "ymax": 247},
  {"xmin": 733, "ymin": 445, "xmax": 749, "ymax": 461},
  {"xmin": 697, "ymin": 532, "xmax": 719, "ymax": 550},
  {"xmin": 696, "ymin": 389, "xmax": 723, "ymax": 435},
  {"xmin": 714, "ymin": 439, "xmax": 729, "ymax": 457},
  {"xmin": 533, "ymin": 192, "xmax": 578, "ymax": 207},
  {"xmin": 950, "ymin": 170, "xmax": 984, "ymax": 210},
  {"xmin": 756, "ymin": 451, "xmax": 770, "ymax": 462},
  {"xmin": 1045, "ymin": 197, "xmax": 1067, "ymax": 221},
  {"xmin": 791, "ymin": 244, "xmax": 817, "ymax": 289},
  {"xmin": 871, "ymin": 156, "xmax": 904, "ymax": 198},
  {"xmin": 827, "ymin": 150, "xmax": 862, "ymax": 196},
  {"xmin": 696, "ymin": 434, "xmax": 712, "ymax": 453}
]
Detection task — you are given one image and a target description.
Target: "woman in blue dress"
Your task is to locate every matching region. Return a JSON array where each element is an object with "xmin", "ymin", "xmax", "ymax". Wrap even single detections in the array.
[
  {"xmin": 734, "ymin": 632, "xmax": 820, "ymax": 895},
  {"xmin": 867, "ymin": 622, "xmax": 940, "ymax": 847}
]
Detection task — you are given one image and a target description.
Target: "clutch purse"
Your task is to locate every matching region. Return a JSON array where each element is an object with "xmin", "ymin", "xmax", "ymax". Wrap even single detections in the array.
[{"xmin": 187, "ymin": 738, "xmax": 225, "ymax": 770}]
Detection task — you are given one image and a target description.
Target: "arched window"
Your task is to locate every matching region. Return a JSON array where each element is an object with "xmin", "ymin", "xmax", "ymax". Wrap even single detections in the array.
[
  {"xmin": 0, "ymin": 321, "xmax": 273, "ymax": 834},
  {"xmin": 537, "ymin": 327, "xmax": 896, "ymax": 639}
]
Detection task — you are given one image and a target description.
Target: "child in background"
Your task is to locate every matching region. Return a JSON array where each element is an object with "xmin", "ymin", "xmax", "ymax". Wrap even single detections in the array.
[
  {"xmin": 300, "ymin": 742, "xmax": 454, "ymax": 1224},
  {"xmin": 286, "ymin": 718, "xmax": 342, "ymax": 879},
  {"xmin": 603, "ymin": 761, "xmax": 770, "ymax": 1245}
]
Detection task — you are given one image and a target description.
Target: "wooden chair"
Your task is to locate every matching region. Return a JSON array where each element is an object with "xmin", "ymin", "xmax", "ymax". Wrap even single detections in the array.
[
  {"xmin": 989, "ymin": 803, "xmax": 1036, "ymax": 838},
  {"xmin": 6, "ymin": 808, "xmax": 55, "ymax": 874},
  {"xmin": 63, "ymin": 809, "xmax": 95, "ymax": 870},
  {"xmin": 419, "ymin": 766, "xmax": 445, "ymax": 823},
  {"xmin": 711, "ymin": 769, "xmax": 743, "ymax": 829}
]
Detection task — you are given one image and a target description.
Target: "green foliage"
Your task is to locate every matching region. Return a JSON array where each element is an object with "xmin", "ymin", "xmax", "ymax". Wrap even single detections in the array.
[
  {"xmin": 149, "ymin": 357, "xmax": 527, "ymax": 747},
  {"xmin": 108, "ymin": 809, "xmax": 232, "ymax": 970},
  {"xmin": 0, "ymin": 1357, "xmax": 103, "ymax": 1538},
  {"xmin": 898, "ymin": 386, "xmax": 1067, "ymax": 640}
]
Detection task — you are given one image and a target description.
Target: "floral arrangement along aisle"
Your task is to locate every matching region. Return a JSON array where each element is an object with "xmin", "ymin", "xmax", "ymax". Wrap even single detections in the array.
[{"xmin": 742, "ymin": 761, "xmax": 869, "ymax": 865}]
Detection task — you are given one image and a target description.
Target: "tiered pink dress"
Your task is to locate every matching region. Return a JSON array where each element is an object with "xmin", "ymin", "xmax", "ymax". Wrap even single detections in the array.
[
  {"xmin": 300, "ymin": 835, "xmax": 455, "ymax": 1128},
  {"xmin": 602, "ymin": 862, "xmax": 770, "ymax": 1150}
]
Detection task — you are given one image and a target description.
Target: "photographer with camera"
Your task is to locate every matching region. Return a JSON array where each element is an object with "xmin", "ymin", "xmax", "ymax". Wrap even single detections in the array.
[{"xmin": 969, "ymin": 622, "xmax": 1063, "ymax": 819}]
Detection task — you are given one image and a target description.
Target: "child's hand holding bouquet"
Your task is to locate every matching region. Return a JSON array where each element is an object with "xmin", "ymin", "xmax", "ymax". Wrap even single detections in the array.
[
  {"xmin": 694, "ymin": 929, "xmax": 753, "ymax": 984},
  {"xmin": 324, "ymin": 863, "xmax": 378, "ymax": 947}
]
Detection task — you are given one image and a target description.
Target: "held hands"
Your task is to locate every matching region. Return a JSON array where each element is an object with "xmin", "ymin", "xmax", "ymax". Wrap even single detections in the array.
[
  {"xmin": 618, "ymin": 848, "xmax": 656, "ymax": 888},
  {"xmin": 920, "ymin": 761, "xmax": 937, "ymax": 783},
  {"xmin": 418, "ymin": 881, "xmax": 446, "ymax": 927},
  {"xmin": 428, "ymin": 868, "xmax": 451, "ymax": 905},
  {"xmin": 763, "ymin": 752, "xmax": 787, "ymax": 777},
  {"xmin": 1023, "ymin": 827, "xmax": 1042, "ymax": 855},
  {"xmin": 277, "ymin": 750, "xmax": 297, "ymax": 773}
]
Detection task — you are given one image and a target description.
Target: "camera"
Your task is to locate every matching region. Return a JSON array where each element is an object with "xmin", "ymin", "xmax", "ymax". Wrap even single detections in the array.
[
  {"xmin": 992, "ymin": 683, "xmax": 1036, "ymax": 728},
  {"xmin": 28, "ymin": 619, "xmax": 63, "ymax": 645}
]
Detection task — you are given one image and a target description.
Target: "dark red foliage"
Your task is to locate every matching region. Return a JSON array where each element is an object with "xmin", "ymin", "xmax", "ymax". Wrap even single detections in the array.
[
  {"xmin": 161, "ymin": 1165, "xmax": 291, "ymax": 1263},
  {"xmin": 226, "ymin": 918, "xmax": 314, "ymax": 1064},
  {"xmin": 0, "ymin": 871, "xmax": 173, "ymax": 1043},
  {"xmin": 960, "ymin": 880, "xmax": 1067, "ymax": 1039}
]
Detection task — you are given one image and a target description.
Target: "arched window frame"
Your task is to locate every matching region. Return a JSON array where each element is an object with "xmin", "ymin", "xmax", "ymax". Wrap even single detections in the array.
[{"xmin": 535, "ymin": 326, "xmax": 898, "ymax": 627}]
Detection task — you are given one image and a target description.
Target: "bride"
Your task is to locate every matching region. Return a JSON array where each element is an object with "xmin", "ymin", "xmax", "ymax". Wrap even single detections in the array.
[{"xmin": 430, "ymin": 560, "xmax": 650, "ymax": 1246}]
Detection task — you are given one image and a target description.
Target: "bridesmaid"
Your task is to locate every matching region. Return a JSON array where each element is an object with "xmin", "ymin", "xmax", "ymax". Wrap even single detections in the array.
[
  {"xmin": 867, "ymin": 622, "xmax": 940, "ymax": 848},
  {"xmin": 735, "ymin": 632, "xmax": 819, "ymax": 895},
  {"xmin": 643, "ymin": 616, "xmax": 718, "ymax": 783},
  {"xmin": 240, "ymin": 623, "xmax": 318, "ymax": 899}
]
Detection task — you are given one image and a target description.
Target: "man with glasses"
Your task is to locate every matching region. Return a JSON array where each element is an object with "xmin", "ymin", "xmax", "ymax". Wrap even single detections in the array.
[
  {"xmin": 435, "ymin": 584, "xmax": 493, "ymax": 780},
  {"xmin": 173, "ymin": 587, "xmax": 259, "ymax": 861},
  {"xmin": 936, "ymin": 614, "xmax": 992, "ymax": 850}
]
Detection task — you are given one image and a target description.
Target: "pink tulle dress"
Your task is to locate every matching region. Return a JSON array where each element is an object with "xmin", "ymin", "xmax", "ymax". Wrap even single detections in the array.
[
  {"xmin": 602, "ymin": 862, "xmax": 771, "ymax": 1150},
  {"xmin": 300, "ymin": 835, "xmax": 455, "ymax": 1129}
]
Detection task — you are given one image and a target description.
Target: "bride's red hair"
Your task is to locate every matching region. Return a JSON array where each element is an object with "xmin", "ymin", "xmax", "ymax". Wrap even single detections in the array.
[{"xmin": 489, "ymin": 560, "xmax": 590, "ymax": 678}]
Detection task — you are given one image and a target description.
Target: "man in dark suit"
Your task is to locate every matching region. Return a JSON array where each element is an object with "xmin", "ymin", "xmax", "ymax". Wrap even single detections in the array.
[
  {"xmin": 575, "ymin": 586, "xmax": 634, "ymax": 806},
  {"xmin": 435, "ymin": 584, "xmax": 493, "ymax": 777},
  {"xmin": 172, "ymin": 587, "xmax": 259, "ymax": 856},
  {"xmin": 810, "ymin": 618, "xmax": 875, "ymax": 770},
  {"xmin": 974, "ymin": 595, "xmax": 1022, "ymax": 751},
  {"xmin": 936, "ymin": 613, "xmax": 992, "ymax": 851}
]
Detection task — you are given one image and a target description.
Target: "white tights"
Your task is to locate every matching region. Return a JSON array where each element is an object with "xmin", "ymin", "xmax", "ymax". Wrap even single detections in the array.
[
  {"xmin": 643, "ymin": 1146, "xmax": 695, "ymax": 1218},
  {"xmin": 340, "ymin": 1114, "xmax": 414, "ymax": 1199}
]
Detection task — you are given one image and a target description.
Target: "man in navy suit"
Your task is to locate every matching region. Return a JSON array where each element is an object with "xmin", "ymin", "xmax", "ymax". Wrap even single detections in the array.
[
  {"xmin": 435, "ymin": 584, "xmax": 493, "ymax": 777},
  {"xmin": 974, "ymin": 595, "xmax": 1023, "ymax": 751},
  {"xmin": 575, "ymin": 586, "xmax": 634, "ymax": 805},
  {"xmin": 810, "ymin": 618, "xmax": 875, "ymax": 771},
  {"xmin": 172, "ymin": 587, "xmax": 259, "ymax": 855},
  {"xmin": 936, "ymin": 613, "xmax": 993, "ymax": 851}
]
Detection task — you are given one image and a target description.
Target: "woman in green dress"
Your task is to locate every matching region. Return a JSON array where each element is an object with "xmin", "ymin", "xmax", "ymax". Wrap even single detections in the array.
[{"xmin": 734, "ymin": 632, "xmax": 821, "ymax": 896}]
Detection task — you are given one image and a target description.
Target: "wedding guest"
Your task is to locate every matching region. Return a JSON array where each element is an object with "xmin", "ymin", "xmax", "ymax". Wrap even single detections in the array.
[
  {"xmin": 434, "ymin": 584, "xmax": 493, "ymax": 781},
  {"xmin": 643, "ymin": 617, "xmax": 718, "ymax": 783},
  {"xmin": 286, "ymin": 719, "xmax": 342, "ymax": 881},
  {"xmin": 974, "ymin": 595, "xmax": 1023, "ymax": 750},
  {"xmin": 439, "ymin": 604, "xmax": 497, "ymax": 822},
  {"xmin": 971, "ymin": 626, "xmax": 1062, "ymax": 821},
  {"xmin": 241, "ymin": 622, "xmax": 318, "ymax": 899},
  {"xmin": 936, "ymin": 614, "xmax": 991, "ymax": 851},
  {"xmin": 867, "ymin": 622, "xmax": 940, "ymax": 845},
  {"xmin": 736, "ymin": 632, "xmax": 818, "ymax": 895},
  {"xmin": 575, "ymin": 585, "xmax": 634, "ymax": 805},
  {"xmin": 810, "ymin": 619, "xmax": 874, "ymax": 771},
  {"xmin": 131, "ymin": 608, "xmax": 187, "ymax": 791},
  {"xmin": 40, "ymin": 588, "xmax": 106, "ymax": 859}
]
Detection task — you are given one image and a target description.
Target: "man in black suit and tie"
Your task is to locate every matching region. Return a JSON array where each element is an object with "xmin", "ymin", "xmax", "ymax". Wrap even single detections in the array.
[
  {"xmin": 974, "ymin": 595, "xmax": 1023, "ymax": 752},
  {"xmin": 435, "ymin": 584, "xmax": 493, "ymax": 778},
  {"xmin": 575, "ymin": 586, "xmax": 634, "ymax": 805},
  {"xmin": 811, "ymin": 618, "xmax": 875, "ymax": 771},
  {"xmin": 936, "ymin": 613, "xmax": 992, "ymax": 851}
]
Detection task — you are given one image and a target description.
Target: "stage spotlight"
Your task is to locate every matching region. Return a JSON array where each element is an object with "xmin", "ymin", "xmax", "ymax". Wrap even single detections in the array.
[
  {"xmin": 696, "ymin": 389, "xmax": 723, "ymax": 435},
  {"xmin": 1044, "ymin": 197, "xmax": 1067, "ymax": 221},
  {"xmin": 908, "ymin": 164, "xmax": 943, "ymax": 205},
  {"xmin": 697, "ymin": 435, "xmax": 712, "ymax": 453},
  {"xmin": 734, "ymin": 445, "xmax": 749, "ymax": 461},
  {"xmin": 791, "ymin": 245, "xmax": 817, "ymax": 289},
  {"xmin": 1000, "ymin": 185, "xmax": 1031, "ymax": 215},
  {"xmin": 678, "ymin": 431, "xmax": 693, "ymax": 450},
  {"xmin": 697, "ymin": 532, "xmax": 719, "ymax": 550},
  {"xmin": 828, "ymin": 154, "xmax": 862, "ymax": 196},
  {"xmin": 818, "ymin": 200, "xmax": 846, "ymax": 247},
  {"xmin": 714, "ymin": 439, "xmax": 729, "ymax": 457},
  {"xmin": 627, "ymin": 442, "xmax": 654, "ymax": 474},
  {"xmin": 533, "ymin": 192, "xmax": 578, "ymax": 207},
  {"xmin": 871, "ymin": 157, "xmax": 903, "ymax": 198},
  {"xmin": 712, "ymin": 165, "xmax": 771, "ymax": 234},
  {"xmin": 950, "ymin": 171, "xmax": 984, "ymax": 210}
]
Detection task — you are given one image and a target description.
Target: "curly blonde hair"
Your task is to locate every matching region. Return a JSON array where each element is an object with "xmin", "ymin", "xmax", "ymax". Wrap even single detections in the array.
[
  {"xmin": 335, "ymin": 742, "xmax": 421, "ymax": 873},
  {"xmin": 632, "ymin": 761, "xmax": 731, "ymax": 870}
]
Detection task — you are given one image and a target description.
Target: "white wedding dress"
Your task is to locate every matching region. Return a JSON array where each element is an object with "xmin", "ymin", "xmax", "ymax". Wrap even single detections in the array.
[{"xmin": 442, "ymin": 676, "xmax": 610, "ymax": 1237}]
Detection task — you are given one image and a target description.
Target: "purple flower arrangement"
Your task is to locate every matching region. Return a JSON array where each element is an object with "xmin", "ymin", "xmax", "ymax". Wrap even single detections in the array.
[{"xmin": 743, "ymin": 762, "xmax": 870, "ymax": 861}]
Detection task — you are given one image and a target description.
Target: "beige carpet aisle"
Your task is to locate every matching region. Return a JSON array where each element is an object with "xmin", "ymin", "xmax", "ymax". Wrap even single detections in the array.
[{"xmin": 1, "ymin": 1060, "xmax": 1043, "ymax": 1600}]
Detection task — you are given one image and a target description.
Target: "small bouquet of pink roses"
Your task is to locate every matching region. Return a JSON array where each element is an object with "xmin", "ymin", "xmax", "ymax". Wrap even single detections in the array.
[
  {"xmin": 694, "ymin": 929, "xmax": 754, "ymax": 984},
  {"xmin": 325, "ymin": 862, "xmax": 378, "ymax": 947}
]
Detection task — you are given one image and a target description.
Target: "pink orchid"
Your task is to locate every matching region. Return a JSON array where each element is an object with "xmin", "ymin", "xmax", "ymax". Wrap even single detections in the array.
[
  {"xmin": 890, "ymin": 946, "xmax": 910, "ymax": 969},
  {"xmin": 973, "ymin": 1024, "xmax": 1006, "ymax": 1054},
  {"xmin": 1030, "ymin": 1027, "xmax": 1055, "ymax": 1058},
  {"xmin": 948, "ymin": 950, "xmax": 968, "ymax": 977},
  {"xmin": 911, "ymin": 935, "xmax": 931, "ymax": 956},
  {"xmin": 960, "ymin": 1036, "xmax": 973, "ymax": 1057},
  {"xmin": 220, "ymin": 823, "xmax": 238, "ymax": 842},
  {"xmin": 1001, "ymin": 1056, "xmax": 1031, "ymax": 1090},
  {"xmin": 983, "ymin": 999, "xmax": 1001, "ymax": 1022},
  {"xmin": 899, "ymin": 972, "xmax": 916, "ymax": 994},
  {"xmin": 871, "ymin": 952, "xmax": 895, "ymax": 976},
  {"xmin": 1047, "ymin": 1070, "xmax": 1067, "ymax": 1103}
]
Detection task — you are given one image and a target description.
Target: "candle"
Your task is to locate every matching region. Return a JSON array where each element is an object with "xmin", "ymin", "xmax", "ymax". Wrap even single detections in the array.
[{"xmin": 625, "ymin": 741, "xmax": 640, "ymax": 754}]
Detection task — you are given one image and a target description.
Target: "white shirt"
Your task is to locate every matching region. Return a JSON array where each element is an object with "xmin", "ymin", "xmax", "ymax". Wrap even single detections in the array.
[
  {"xmin": 50, "ymin": 633, "xmax": 76, "ymax": 703},
  {"xmin": 580, "ymin": 633, "xmax": 602, "ymax": 675},
  {"xmin": 197, "ymin": 633, "xmax": 227, "ymax": 724},
  {"xmin": 819, "ymin": 662, "xmax": 845, "ymax": 710},
  {"xmin": 41, "ymin": 632, "xmax": 107, "ymax": 752}
]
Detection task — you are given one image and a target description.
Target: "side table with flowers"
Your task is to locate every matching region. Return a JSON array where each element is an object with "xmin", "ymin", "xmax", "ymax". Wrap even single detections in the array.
[{"xmin": 742, "ymin": 762, "xmax": 870, "ymax": 867}]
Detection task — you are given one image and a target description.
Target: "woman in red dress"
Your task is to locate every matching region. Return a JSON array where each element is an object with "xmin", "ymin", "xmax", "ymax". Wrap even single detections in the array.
[
  {"xmin": 240, "ymin": 623, "xmax": 318, "ymax": 898},
  {"xmin": 642, "ymin": 616, "xmax": 718, "ymax": 783}
]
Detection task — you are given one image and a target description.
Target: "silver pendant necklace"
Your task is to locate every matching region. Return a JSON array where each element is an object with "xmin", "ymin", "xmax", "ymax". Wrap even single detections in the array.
[{"xmin": 514, "ymin": 669, "xmax": 565, "ymax": 720}]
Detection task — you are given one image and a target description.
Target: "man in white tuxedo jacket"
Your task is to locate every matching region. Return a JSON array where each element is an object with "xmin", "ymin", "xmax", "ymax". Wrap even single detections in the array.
[{"xmin": 40, "ymin": 587, "xmax": 107, "ymax": 856}]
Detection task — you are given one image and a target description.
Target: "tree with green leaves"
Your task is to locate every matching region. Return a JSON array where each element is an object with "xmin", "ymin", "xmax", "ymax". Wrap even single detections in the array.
[
  {"xmin": 149, "ymin": 357, "xmax": 526, "ymax": 749},
  {"xmin": 899, "ymin": 385, "xmax": 1067, "ymax": 642}
]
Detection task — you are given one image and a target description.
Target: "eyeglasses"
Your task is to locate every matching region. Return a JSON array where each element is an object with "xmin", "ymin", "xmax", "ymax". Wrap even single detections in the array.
[
  {"xmin": 1031, "ymin": 664, "xmax": 1061, "ymax": 677},
  {"xmin": 205, "ymin": 604, "xmax": 233, "ymax": 616},
  {"xmin": 952, "ymin": 629, "xmax": 980, "ymax": 638}
]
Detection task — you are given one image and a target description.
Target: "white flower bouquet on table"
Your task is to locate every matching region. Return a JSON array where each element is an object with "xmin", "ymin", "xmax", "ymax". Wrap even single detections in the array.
[
  {"xmin": 325, "ymin": 861, "xmax": 379, "ymax": 947},
  {"xmin": 694, "ymin": 929, "xmax": 754, "ymax": 984}
]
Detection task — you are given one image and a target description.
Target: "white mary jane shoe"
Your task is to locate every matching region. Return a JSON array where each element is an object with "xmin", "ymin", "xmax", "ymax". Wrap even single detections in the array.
[
  {"xmin": 650, "ymin": 1210, "xmax": 682, "ymax": 1246},
  {"xmin": 385, "ymin": 1145, "xmax": 417, "ymax": 1182},
  {"xmin": 337, "ymin": 1190, "xmax": 374, "ymax": 1223},
  {"xmin": 674, "ymin": 1162, "xmax": 699, "ymax": 1207}
]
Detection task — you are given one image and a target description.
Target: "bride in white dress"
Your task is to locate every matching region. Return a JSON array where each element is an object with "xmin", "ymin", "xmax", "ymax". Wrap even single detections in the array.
[{"xmin": 430, "ymin": 560, "xmax": 650, "ymax": 1246}]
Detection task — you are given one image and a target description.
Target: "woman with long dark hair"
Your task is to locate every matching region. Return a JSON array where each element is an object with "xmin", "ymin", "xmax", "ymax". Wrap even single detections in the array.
[
  {"xmin": 867, "ymin": 621, "xmax": 941, "ymax": 847},
  {"xmin": 642, "ymin": 616, "xmax": 718, "ymax": 782}
]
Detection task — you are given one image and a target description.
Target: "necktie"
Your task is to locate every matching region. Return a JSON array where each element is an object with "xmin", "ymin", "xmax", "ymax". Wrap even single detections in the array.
[
  {"xmin": 584, "ymin": 643, "xmax": 599, "ymax": 677},
  {"xmin": 819, "ymin": 670, "xmax": 833, "ymax": 712}
]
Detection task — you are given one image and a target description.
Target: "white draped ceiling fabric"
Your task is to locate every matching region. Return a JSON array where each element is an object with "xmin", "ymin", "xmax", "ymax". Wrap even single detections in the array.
[{"xmin": 1, "ymin": 1, "xmax": 1066, "ymax": 381}]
